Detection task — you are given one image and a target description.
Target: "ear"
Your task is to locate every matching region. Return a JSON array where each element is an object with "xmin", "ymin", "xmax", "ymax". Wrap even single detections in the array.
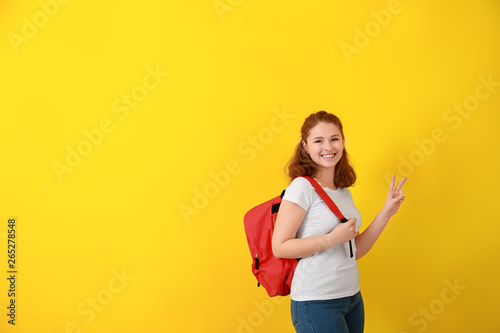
[{"xmin": 302, "ymin": 140, "xmax": 308, "ymax": 152}]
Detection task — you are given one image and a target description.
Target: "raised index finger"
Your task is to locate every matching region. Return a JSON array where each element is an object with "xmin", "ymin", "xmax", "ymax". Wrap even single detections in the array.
[{"xmin": 389, "ymin": 175, "xmax": 396, "ymax": 193}]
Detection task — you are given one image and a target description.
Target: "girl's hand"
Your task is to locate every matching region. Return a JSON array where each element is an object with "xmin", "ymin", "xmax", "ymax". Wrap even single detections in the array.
[
  {"xmin": 329, "ymin": 217, "xmax": 358, "ymax": 245},
  {"xmin": 381, "ymin": 175, "xmax": 407, "ymax": 217}
]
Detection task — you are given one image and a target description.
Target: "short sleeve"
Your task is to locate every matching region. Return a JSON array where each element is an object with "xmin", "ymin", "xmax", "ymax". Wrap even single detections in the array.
[{"xmin": 282, "ymin": 177, "xmax": 315, "ymax": 212}]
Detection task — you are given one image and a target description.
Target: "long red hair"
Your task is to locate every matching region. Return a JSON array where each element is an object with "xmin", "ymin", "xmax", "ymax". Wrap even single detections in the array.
[{"xmin": 286, "ymin": 111, "xmax": 356, "ymax": 188}]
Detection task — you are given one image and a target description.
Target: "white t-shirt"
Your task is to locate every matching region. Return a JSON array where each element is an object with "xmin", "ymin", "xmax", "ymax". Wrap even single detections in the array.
[{"xmin": 282, "ymin": 177, "xmax": 362, "ymax": 301}]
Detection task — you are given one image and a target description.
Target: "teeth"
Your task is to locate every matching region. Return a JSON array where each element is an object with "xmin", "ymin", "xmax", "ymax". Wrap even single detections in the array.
[{"xmin": 322, "ymin": 154, "xmax": 335, "ymax": 157}]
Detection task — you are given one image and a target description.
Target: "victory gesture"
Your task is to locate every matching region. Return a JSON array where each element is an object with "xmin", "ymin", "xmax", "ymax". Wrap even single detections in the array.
[{"xmin": 382, "ymin": 175, "xmax": 407, "ymax": 217}]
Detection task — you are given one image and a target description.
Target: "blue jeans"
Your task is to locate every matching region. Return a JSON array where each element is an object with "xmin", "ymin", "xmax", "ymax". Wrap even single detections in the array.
[{"xmin": 291, "ymin": 291, "xmax": 365, "ymax": 333}]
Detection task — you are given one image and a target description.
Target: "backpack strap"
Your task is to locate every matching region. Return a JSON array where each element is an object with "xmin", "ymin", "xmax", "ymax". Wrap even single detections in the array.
[
  {"xmin": 302, "ymin": 176, "xmax": 347, "ymax": 222},
  {"xmin": 301, "ymin": 176, "xmax": 353, "ymax": 258},
  {"xmin": 271, "ymin": 190, "xmax": 286, "ymax": 214}
]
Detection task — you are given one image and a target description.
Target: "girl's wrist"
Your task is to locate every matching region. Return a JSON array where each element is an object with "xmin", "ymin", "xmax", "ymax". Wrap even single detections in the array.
[
  {"xmin": 378, "ymin": 207, "xmax": 393, "ymax": 220},
  {"xmin": 325, "ymin": 230, "xmax": 341, "ymax": 248}
]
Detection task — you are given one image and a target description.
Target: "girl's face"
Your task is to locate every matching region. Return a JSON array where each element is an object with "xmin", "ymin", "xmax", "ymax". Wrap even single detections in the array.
[{"xmin": 303, "ymin": 121, "xmax": 344, "ymax": 172}]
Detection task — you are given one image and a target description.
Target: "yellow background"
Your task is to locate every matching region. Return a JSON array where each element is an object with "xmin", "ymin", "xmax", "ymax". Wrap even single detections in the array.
[{"xmin": 1, "ymin": 0, "xmax": 499, "ymax": 332}]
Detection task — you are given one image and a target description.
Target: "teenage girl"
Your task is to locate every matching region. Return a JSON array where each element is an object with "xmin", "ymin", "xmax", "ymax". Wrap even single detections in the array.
[{"xmin": 272, "ymin": 111, "xmax": 406, "ymax": 333}]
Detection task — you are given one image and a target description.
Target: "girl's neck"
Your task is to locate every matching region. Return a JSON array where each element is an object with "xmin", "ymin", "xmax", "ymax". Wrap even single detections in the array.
[{"xmin": 314, "ymin": 171, "xmax": 336, "ymax": 190}]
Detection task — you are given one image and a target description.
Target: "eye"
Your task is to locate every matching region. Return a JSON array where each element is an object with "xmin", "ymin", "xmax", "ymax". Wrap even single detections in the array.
[
  {"xmin": 332, "ymin": 138, "xmax": 339, "ymax": 141},
  {"xmin": 314, "ymin": 140, "xmax": 322, "ymax": 143}
]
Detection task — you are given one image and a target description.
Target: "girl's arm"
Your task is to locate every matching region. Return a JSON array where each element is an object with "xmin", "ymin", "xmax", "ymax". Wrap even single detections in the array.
[
  {"xmin": 355, "ymin": 175, "xmax": 406, "ymax": 260},
  {"xmin": 272, "ymin": 200, "xmax": 358, "ymax": 259}
]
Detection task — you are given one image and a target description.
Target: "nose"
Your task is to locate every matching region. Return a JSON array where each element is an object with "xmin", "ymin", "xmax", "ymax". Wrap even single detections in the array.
[{"xmin": 324, "ymin": 141, "xmax": 335, "ymax": 151}]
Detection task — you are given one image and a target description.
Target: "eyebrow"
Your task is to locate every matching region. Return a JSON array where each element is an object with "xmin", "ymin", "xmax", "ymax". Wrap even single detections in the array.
[{"xmin": 312, "ymin": 134, "xmax": 341, "ymax": 140}]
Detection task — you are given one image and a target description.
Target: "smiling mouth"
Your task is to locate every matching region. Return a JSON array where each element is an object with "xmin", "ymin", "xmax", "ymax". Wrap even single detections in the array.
[{"xmin": 321, "ymin": 153, "xmax": 336, "ymax": 158}]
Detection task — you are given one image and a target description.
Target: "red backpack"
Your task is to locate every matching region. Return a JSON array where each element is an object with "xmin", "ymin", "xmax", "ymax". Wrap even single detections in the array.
[{"xmin": 243, "ymin": 176, "xmax": 351, "ymax": 297}]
